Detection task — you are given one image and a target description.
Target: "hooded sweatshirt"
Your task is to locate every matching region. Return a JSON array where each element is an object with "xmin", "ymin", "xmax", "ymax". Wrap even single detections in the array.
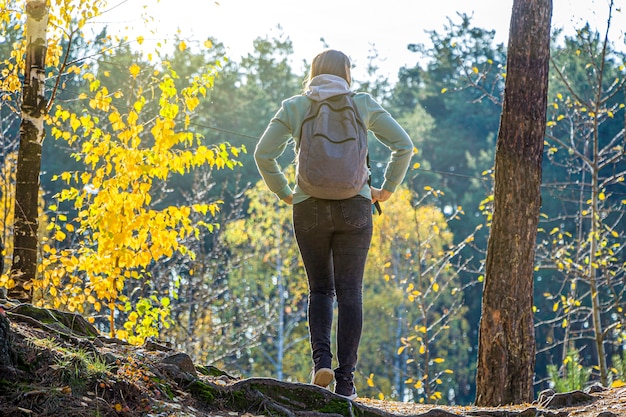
[
  {"xmin": 306, "ymin": 73, "xmax": 351, "ymax": 101},
  {"xmin": 254, "ymin": 74, "xmax": 414, "ymax": 204}
]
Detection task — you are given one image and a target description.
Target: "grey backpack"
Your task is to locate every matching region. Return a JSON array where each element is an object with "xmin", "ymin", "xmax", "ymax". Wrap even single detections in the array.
[{"xmin": 297, "ymin": 93, "xmax": 369, "ymax": 200}]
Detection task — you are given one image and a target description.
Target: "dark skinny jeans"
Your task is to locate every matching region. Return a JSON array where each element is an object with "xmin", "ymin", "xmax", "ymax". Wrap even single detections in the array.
[{"xmin": 293, "ymin": 195, "xmax": 373, "ymax": 382}]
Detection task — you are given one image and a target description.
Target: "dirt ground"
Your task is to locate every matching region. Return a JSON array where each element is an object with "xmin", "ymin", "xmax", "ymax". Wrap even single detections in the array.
[{"xmin": 0, "ymin": 303, "xmax": 624, "ymax": 417}]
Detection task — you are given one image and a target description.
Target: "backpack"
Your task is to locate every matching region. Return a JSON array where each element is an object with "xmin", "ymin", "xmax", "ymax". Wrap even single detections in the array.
[{"xmin": 297, "ymin": 93, "xmax": 369, "ymax": 200}]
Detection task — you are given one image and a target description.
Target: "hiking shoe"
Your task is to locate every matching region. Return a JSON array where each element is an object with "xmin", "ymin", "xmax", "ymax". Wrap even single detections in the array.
[
  {"xmin": 311, "ymin": 368, "xmax": 334, "ymax": 388},
  {"xmin": 334, "ymin": 377, "xmax": 357, "ymax": 400}
]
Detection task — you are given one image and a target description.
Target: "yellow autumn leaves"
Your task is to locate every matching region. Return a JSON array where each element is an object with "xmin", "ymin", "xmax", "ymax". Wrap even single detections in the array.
[
  {"xmin": 365, "ymin": 186, "xmax": 460, "ymax": 402},
  {"xmin": 23, "ymin": 41, "xmax": 244, "ymax": 343}
]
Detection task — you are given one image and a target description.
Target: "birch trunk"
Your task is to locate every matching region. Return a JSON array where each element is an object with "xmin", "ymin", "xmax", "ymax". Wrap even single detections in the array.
[{"xmin": 9, "ymin": 0, "xmax": 49, "ymax": 301}]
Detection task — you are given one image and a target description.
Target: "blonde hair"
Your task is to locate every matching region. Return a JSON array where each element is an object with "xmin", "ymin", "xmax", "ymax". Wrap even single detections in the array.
[{"xmin": 305, "ymin": 49, "xmax": 352, "ymax": 88}]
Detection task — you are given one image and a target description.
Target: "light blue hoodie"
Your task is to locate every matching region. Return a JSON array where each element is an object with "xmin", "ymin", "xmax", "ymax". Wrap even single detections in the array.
[{"xmin": 254, "ymin": 74, "xmax": 414, "ymax": 204}]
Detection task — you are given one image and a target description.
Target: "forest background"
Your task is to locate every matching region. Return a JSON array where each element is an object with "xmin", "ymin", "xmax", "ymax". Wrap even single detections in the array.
[{"xmin": 1, "ymin": 0, "xmax": 626, "ymax": 407}]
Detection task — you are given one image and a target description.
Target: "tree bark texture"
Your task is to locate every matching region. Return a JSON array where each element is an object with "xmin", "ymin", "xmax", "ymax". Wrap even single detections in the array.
[
  {"xmin": 9, "ymin": 0, "xmax": 49, "ymax": 301},
  {"xmin": 475, "ymin": 0, "xmax": 552, "ymax": 406},
  {"xmin": 0, "ymin": 237, "xmax": 4, "ymax": 276}
]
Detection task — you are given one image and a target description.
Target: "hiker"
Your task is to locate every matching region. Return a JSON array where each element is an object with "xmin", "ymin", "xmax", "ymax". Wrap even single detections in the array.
[{"xmin": 254, "ymin": 49, "xmax": 413, "ymax": 400}]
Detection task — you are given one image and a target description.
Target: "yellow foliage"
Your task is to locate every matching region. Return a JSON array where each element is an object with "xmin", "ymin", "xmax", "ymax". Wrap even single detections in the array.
[
  {"xmin": 430, "ymin": 391, "xmax": 442, "ymax": 400},
  {"xmin": 611, "ymin": 380, "xmax": 626, "ymax": 388},
  {"xmin": 129, "ymin": 63, "xmax": 141, "ymax": 78},
  {"xmin": 0, "ymin": 14, "xmax": 244, "ymax": 342},
  {"xmin": 366, "ymin": 185, "xmax": 463, "ymax": 403},
  {"xmin": 369, "ymin": 186, "xmax": 453, "ymax": 279}
]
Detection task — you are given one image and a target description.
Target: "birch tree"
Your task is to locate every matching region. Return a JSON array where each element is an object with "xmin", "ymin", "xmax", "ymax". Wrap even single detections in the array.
[{"xmin": 8, "ymin": 0, "xmax": 48, "ymax": 301}]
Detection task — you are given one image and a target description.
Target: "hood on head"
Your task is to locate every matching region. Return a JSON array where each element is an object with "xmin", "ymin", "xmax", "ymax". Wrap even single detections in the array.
[{"xmin": 306, "ymin": 74, "xmax": 351, "ymax": 101}]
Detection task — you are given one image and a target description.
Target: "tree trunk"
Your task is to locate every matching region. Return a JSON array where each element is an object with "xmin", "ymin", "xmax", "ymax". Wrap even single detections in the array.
[
  {"xmin": 0, "ymin": 237, "xmax": 4, "ymax": 276},
  {"xmin": 8, "ymin": 0, "xmax": 49, "ymax": 302},
  {"xmin": 475, "ymin": 0, "xmax": 552, "ymax": 406}
]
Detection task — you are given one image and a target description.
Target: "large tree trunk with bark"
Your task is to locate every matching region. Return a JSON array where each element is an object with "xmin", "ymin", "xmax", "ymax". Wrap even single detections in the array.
[
  {"xmin": 9, "ymin": 0, "xmax": 49, "ymax": 302},
  {"xmin": 475, "ymin": 0, "xmax": 552, "ymax": 406}
]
